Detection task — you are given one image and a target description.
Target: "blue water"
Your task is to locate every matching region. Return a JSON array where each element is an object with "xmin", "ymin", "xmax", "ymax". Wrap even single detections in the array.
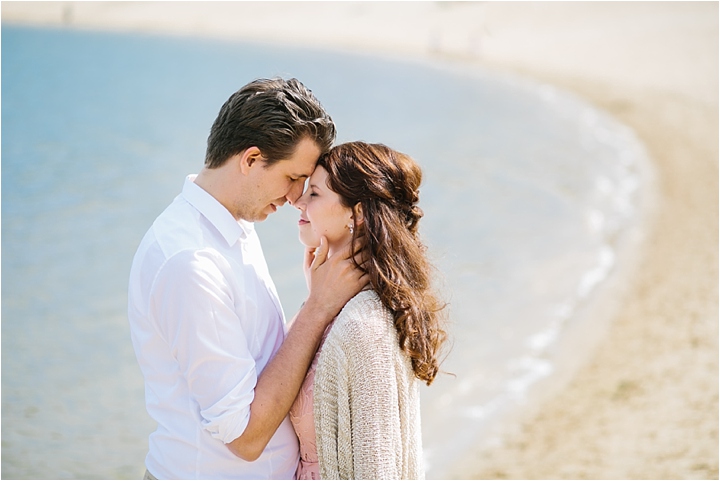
[{"xmin": 1, "ymin": 25, "xmax": 652, "ymax": 479}]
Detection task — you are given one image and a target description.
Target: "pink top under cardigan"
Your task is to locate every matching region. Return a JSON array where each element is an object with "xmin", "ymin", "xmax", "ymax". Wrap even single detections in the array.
[{"xmin": 288, "ymin": 322, "xmax": 334, "ymax": 479}]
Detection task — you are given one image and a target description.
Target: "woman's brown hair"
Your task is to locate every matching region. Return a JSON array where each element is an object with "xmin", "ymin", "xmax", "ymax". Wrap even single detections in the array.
[{"xmin": 318, "ymin": 141, "xmax": 448, "ymax": 385}]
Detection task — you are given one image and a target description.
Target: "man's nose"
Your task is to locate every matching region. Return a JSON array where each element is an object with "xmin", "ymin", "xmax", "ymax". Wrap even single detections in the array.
[{"xmin": 287, "ymin": 183, "xmax": 304, "ymax": 206}]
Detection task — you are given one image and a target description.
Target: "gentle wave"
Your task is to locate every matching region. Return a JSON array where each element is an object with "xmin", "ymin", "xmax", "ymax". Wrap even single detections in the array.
[{"xmin": 417, "ymin": 73, "xmax": 654, "ymax": 478}]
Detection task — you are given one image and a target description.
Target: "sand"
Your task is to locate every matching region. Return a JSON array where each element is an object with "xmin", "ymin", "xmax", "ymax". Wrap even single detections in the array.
[{"xmin": 4, "ymin": 2, "xmax": 717, "ymax": 478}]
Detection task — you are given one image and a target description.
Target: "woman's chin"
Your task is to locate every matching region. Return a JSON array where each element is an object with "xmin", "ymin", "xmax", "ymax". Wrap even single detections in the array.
[{"xmin": 298, "ymin": 233, "xmax": 320, "ymax": 248}]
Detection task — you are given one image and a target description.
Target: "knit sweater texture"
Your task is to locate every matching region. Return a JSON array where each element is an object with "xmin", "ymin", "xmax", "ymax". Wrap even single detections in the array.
[{"xmin": 313, "ymin": 290, "xmax": 425, "ymax": 480}]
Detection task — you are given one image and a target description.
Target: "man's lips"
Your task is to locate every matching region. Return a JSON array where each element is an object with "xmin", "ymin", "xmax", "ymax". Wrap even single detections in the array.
[{"xmin": 269, "ymin": 199, "xmax": 286, "ymax": 213}]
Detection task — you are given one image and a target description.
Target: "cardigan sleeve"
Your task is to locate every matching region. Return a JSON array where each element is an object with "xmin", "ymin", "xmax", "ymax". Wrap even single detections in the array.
[
  {"xmin": 314, "ymin": 332, "xmax": 346, "ymax": 480},
  {"xmin": 346, "ymin": 313, "xmax": 403, "ymax": 480},
  {"xmin": 315, "ymin": 292, "xmax": 405, "ymax": 480}
]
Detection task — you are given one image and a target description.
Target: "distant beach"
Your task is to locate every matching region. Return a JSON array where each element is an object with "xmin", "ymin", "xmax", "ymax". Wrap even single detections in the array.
[{"xmin": 3, "ymin": 2, "xmax": 717, "ymax": 478}]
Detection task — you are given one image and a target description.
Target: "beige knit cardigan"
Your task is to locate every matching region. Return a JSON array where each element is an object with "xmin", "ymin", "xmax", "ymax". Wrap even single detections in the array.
[{"xmin": 313, "ymin": 290, "xmax": 425, "ymax": 480}]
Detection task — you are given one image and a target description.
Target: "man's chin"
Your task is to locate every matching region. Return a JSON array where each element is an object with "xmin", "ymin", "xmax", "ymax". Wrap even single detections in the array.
[
  {"xmin": 246, "ymin": 212, "xmax": 269, "ymax": 223},
  {"xmin": 255, "ymin": 204, "xmax": 279, "ymax": 222}
]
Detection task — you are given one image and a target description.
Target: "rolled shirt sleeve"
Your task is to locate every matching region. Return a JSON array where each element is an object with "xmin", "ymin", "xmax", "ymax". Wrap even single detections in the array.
[
  {"xmin": 129, "ymin": 176, "xmax": 297, "ymax": 479},
  {"xmin": 150, "ymin": 248, "xmax": 257, "ymax": 444}
]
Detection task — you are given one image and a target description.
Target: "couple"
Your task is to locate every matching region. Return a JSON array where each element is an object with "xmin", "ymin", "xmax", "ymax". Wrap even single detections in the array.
[{"xmin": 128, "ymin": 78, "xmax": 447, "ymax": 480}]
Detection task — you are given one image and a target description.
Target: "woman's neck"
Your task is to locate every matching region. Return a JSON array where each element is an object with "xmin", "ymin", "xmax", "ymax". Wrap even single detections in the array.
[{"xmin": 327, "ymin": 237, "xmax": 352, "ymax": 260}]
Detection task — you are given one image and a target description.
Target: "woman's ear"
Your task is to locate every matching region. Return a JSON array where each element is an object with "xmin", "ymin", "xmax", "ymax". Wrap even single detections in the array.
[{"xmin": 353, "ymin": 203, "xmax": 364, "ymax": 226}]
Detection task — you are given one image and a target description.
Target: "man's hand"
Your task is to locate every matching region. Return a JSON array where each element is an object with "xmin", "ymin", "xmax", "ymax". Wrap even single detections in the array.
[
  {"xmin": 225, "ymin": 236, "xmax": 367, "ymax": 462},
  {"xmin": 302, "ymin": 244, "xmax": 317, "ymax": 292},
  {"xmin": 304, "ymin": 235, "xmax": 368, "ymax": 321}
]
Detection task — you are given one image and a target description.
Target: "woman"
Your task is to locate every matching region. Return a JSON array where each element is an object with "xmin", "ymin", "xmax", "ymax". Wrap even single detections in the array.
[{"xmin": 289, "ymin": 141, "xmax": 448, "ymax": 480}]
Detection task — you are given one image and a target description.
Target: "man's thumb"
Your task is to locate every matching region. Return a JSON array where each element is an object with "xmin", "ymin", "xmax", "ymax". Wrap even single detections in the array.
[{"xmin": 312, "ymin": 236, "xmax": 329, "ymax": 267}]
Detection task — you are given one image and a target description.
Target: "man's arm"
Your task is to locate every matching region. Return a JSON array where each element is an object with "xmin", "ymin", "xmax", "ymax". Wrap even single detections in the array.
[{"xmin": 226, "ymin": 236, "xmax": 367, "ymax": 461}]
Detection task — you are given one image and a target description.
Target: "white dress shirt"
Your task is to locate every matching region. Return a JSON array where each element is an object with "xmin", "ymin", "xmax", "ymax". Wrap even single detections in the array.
[{"xmin": 128, "ymin": 175, "xmax": 299, "ymax": 479}]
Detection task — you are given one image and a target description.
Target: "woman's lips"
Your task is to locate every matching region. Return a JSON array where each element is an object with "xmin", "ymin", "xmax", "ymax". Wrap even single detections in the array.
[{"xmin": 298, "ymin": 218, "xmax": 309, "ymax": 226}]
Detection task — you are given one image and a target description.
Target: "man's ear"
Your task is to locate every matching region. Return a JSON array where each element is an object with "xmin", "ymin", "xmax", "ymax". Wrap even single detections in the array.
[
  {"xmin": 239, "ymin": 147, "xmax": 264, "ymax": 175},
  {"xmin": 353, "ymin": 203, "xmax": 364, "ymax": 226}
]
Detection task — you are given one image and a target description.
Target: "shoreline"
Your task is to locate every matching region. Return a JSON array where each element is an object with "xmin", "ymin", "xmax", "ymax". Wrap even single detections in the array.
[{"xmin": 4, "ymin": 2, "xmax": 717, "ymax": 478}]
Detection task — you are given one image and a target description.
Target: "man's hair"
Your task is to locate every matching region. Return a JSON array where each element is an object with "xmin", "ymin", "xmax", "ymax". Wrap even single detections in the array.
[{"xmin": 205, "ymin": 78, "xmax": 336, "ymax": 168}]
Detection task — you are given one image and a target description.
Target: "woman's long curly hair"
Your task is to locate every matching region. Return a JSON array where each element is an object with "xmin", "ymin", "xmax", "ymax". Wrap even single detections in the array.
[{"xmin": 318, "ymin": 141, "xmax": 448, "ymax": 385}]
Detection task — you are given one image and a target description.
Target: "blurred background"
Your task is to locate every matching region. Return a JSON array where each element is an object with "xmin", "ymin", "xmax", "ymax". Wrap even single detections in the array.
[{"xmin": 2, "ymin": 2, "xmax": 717, "ymax": 479}]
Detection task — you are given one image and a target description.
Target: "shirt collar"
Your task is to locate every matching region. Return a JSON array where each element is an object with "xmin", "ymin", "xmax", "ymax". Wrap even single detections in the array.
[{"xmin": 181, "ymin": 174, "xmax": 254, "ymax": 246}]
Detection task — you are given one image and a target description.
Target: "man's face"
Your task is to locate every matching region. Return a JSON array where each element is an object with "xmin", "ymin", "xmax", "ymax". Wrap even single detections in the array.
[{"xmin": 237, "ymin": 137, "xmax": 321, "ymax": 222}]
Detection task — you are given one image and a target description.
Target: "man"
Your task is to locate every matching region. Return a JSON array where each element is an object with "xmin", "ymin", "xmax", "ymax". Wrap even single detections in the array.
[{"xmin": 128, "ymin": 78, "xmax": 366, "ymax": 479}]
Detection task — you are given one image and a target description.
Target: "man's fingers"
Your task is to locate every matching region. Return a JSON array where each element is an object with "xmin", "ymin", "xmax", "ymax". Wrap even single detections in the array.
[
  {"xmin": 304, "ymin": 246, "xmax": 316, "ymax": 269},
  {"xmin": 337, "ymin": 234, "xmax": 366, "ymax": 261},
  {"xmin": 312, "ymin": 236, "xmax": 329, "ymax": 269},
  {"xmin": 357, "ymin": 272, "xmax": 370, "ymax": 289},
  {"xmin": 351, "ymin": 232, "xmax": 367, "ymax": 258},
  {"xmin": 351, "ymin": 236, "xmax": 369, "ymax": 271},
  {"xmin": 353, "ymin": 252, "xmax": 369, "ymax": 272}
]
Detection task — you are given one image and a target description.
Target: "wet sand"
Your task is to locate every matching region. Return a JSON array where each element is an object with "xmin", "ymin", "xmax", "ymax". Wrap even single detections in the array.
[{"xmin": 4, "ymin": 2, "xmax": 717, "ymax": 478}]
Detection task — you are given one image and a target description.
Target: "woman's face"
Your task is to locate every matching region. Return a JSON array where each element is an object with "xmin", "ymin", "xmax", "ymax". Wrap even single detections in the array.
[{"xmin": 295, "ymin": 166, "xmax": 354, "ymax": 253}]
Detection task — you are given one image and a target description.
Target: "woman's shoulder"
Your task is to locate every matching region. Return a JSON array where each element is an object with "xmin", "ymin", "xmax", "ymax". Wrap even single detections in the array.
[
  {"xmin": 329, "ymin": 290, "xmax": 395, "ymax": 344},
  {"xmin": 337, "ymin": 289, "xmax": 389, "ymax": 324},
  {"xmin": 341, "ymin": 289, "xmax": 381, "ymax": 314}
]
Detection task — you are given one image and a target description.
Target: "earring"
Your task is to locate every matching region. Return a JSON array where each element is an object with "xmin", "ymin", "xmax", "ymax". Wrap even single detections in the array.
[{"xmin": 348, "ymin": 224, "xmax": 354, "ymax": 234}]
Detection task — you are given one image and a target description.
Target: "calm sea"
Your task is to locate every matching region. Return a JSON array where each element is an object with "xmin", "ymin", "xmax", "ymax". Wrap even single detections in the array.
[{"xmin": 2, "ymin": 25, "xmax": 653, "ymax": 479}]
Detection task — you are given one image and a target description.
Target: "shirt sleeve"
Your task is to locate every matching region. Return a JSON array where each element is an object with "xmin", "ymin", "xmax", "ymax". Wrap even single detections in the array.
[{"xmin": 149, "ymin": 248, "xmax": 256, "ymax": 444}]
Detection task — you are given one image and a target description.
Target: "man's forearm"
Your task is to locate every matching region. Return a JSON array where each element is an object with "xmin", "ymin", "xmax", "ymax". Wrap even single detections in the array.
[
  {"xmin": 227, "ymin": 236, "xmax": 367, "ymax": 460},
  {"xmin": 225, "ymin": 298, "xmax": 334, "ymax": 461}
]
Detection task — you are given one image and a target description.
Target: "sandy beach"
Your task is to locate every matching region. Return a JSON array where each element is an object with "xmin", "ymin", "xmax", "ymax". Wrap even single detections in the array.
[{"xmin": 4, "ymin": 2, "xmax": 717, "ymax": 478}]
